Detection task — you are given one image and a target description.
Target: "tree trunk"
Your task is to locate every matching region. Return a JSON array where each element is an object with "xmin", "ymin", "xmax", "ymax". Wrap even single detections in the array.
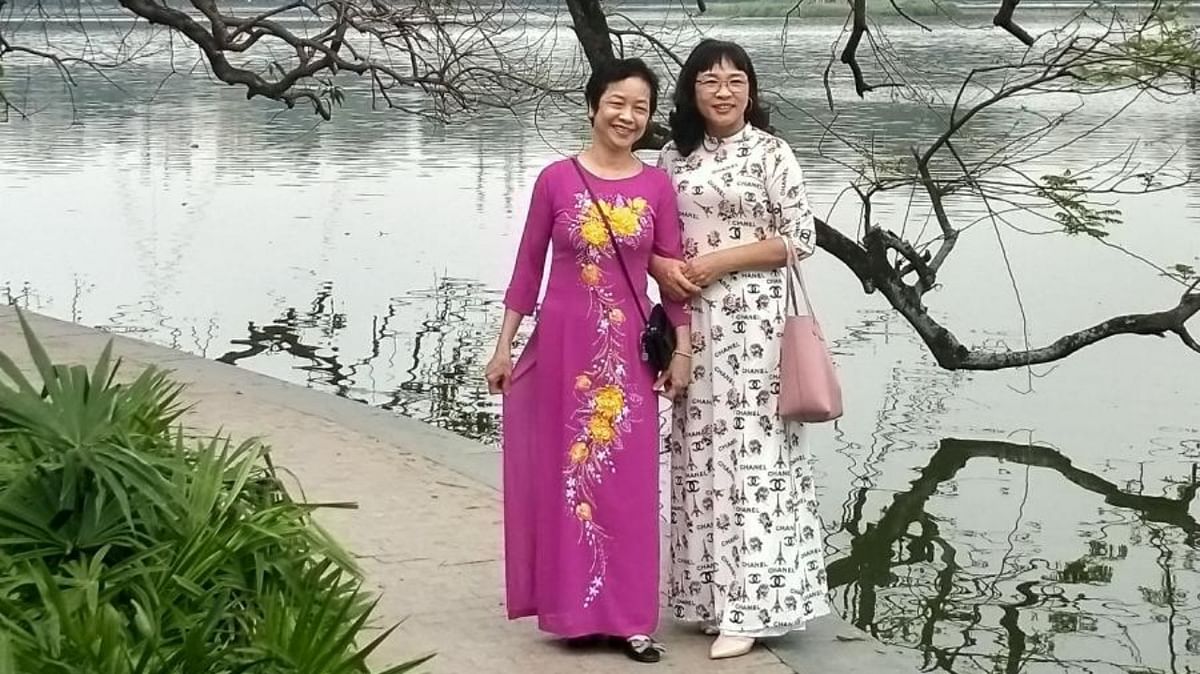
[{"xmin": 564, "ymin": 0, "xmax": 613, "ymax": 71}]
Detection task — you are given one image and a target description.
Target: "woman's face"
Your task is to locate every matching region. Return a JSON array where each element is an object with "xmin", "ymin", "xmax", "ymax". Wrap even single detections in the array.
[
  {"xmin": 590, "ymin": 76, "xmax": 652, "ymax": 151},
  {"xmin": 694, "ymin": 59, "xmax": 750, "ymax": 136}
]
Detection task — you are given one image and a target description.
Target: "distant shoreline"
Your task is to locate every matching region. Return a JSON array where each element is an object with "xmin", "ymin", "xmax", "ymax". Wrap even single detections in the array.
[
  {"xmin": 1, "ymin": 0, "xmax": 1181, "ymax": 24},
  {"xmin": 703, "ymin": 0, "xmax": 1179, "ymax": 18},
  {"xmin": 708, "ymin": 0, "xmax": 960, "ymax": 19}
]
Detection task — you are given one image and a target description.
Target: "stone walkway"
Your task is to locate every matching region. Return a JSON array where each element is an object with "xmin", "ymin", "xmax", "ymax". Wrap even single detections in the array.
[{"xmin": 0, "ymin": 307, "xmax": 915, "ymax": 673}]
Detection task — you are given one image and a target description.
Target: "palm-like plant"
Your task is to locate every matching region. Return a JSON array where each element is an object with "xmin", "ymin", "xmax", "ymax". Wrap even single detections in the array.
[{"xmin": 0, "ymin": 309, "xmax": 432, "ymax": 674}]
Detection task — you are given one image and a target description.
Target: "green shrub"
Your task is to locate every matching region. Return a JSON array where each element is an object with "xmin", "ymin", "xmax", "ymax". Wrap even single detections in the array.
[{"xmin": 0, "ymin": 308, "xmax": 431, "ymax": 674}]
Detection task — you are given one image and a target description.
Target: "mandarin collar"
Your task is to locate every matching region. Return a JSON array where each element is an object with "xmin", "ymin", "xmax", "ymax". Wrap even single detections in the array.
[{"xmin": 703, "ymin": 124, "xmax": 753, "ymax": 148}]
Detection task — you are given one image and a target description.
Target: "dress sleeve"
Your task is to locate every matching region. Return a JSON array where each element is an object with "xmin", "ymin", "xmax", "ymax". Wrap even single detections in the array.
[
  {"xmin": 656, "ymin": 144, "xmax": 674, "ymax": 171},
  {"xmin": 765, "ymin": 138, "xmax": 817, "ymax": 261},
  {"xmin": 503, "ymin": 168, "xmax": 554, "ymax": 316},
  {"xmin": 653, "ymin": 172, "xmax": 690, "ymax": 328}
]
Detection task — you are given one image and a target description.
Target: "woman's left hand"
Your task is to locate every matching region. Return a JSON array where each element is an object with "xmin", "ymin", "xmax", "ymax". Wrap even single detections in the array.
[
  {"xmin": 655, "ymin": 353, "xmax": 692, "ymax": 400},
  {"xmin": 683, "ymin": 253, "xmax": 727, "ymax": 288}
]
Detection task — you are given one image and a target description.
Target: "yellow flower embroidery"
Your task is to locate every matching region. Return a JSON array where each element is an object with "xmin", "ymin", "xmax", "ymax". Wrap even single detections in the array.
[
  {"xmin": 575, "ymin": 502, "xmax": 593, "ymax": 521},
  {"xmin": 594, "ymin": 386, "xmax": 625, "ymax": 420},
  {"xmin": 580, "ymin": 199, "xmax": 644, "ymax": 246},
  {"xmin": 588, "ymin": 415, "xmax": 615, "ymax": 445},
  {"xmin": 565, "ymin": 189, "xmax": 654, "ymax": 608},
  {"xmin": 607, "ymin": 206, "xmax": 641, "ymax": 238},
  {"xmin": 581, "ymin": 219, "xmax": 609, "ymax": 247}
]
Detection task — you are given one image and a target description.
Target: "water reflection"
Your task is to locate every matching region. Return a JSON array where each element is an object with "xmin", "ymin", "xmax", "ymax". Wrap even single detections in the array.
[
  {"xmin": 828, "ymin": 436, "xmax": 1200, "ymax": 673},
  {"xmin": 0, "ymin": 282, "xmax": 43, "ymax": 310},
  {"xmin": 216, "ymin": 277, "xmax": 506, "ymax": 442},
  {"xmin": 218, "ymin": 281, "xmax": 351, "ymax": 390},
  {"xmin": 376, "ymin": 280, "xmax": 502, "ymax": 441}
]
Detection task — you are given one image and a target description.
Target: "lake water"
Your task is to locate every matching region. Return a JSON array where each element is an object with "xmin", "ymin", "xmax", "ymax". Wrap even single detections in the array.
[{"xmin": 2, "ymin": 8, "xmax": 1199, "ymax": 672}]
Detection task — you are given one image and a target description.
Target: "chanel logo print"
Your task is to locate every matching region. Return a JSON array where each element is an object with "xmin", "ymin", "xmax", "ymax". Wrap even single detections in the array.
[{"xmin": 664, "ymin": 128, "xmax": 830, "ymax": 634}]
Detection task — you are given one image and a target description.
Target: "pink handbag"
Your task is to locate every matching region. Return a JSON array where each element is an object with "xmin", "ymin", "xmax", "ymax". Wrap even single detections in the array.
[{"xmin": 778, "ymin": 239, "xmax": 843, "ymax": 423}]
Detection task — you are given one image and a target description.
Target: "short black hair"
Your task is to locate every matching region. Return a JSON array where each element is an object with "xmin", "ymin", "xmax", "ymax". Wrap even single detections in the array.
[
  {"xmin": 584, "ymin": 58, "xmax": 660, "ymax": 119},
  {"xmin": 668, "ymin": 39, "xmax": 769, "ymax": 157}
]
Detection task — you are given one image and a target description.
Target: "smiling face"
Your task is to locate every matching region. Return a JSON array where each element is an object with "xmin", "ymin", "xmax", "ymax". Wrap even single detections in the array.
[
  {"xmin": 694, "ymin": 58, "xmax": 750, "ymax": 138},
  {"xmin": 589, "ymin": 76, "xmax": 652, "ymax": 152}
]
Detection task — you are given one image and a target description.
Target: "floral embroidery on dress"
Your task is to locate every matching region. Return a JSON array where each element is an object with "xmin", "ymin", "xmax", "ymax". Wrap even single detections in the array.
[{"xmin": 563, "ymin": 192, "xmax": 652, "ymax": 607}]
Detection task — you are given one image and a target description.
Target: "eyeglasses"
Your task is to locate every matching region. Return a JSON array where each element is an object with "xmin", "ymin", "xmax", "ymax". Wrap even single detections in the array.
[{"xmin": 696, "ymin": 77, "xmax": 749, "ymax": 94}]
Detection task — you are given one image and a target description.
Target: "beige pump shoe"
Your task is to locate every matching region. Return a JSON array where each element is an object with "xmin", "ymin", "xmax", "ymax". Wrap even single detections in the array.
[{"xmin": 709, "ymin": 634, "xmax": 755, "ymax": 659}]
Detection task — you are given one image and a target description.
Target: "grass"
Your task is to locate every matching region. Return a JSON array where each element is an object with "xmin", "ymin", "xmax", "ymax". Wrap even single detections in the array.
[{"xmin": 0, "ymin": 308, "xmax": 431, "ymax": 674}]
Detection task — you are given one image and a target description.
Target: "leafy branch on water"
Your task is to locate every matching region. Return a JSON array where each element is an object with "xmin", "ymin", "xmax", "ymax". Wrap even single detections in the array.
[
  {"xmin": 0, "ymin": 308, "xmax": 430, "ymax": 673},
  {"xmin": 1037, "ymin": 171, "xmax": 1121, "ymax": 239}
]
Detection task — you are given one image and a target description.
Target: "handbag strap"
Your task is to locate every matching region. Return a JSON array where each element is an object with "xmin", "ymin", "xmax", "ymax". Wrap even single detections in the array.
[
  {"xmin": 570, "ymin": 157, "xmax": 650, "ymax": 327},
  {"xmin": 783, "ymin": 237, "xmax": 817, "ymax": 318}
]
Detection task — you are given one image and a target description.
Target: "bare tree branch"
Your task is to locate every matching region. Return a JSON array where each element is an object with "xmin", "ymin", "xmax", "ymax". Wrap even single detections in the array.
[
  {"xmin": 993, "ymin": 0, "xmax": 1036, "ymax": 47},
  {"xmin": 913, "ymin": 146, "xmax": 959, "ymax": 275},
  {"xmin": 816, "ymin": 217, "xmax": 875, "ymax": 293},
  {"xmin": 607, "ymin": 12, "xmax": 685, "ymax": 69},
  {"xmin": 888, "ymin": 0, "xmax": 932, "ymax": 33},
  {"xmin": 5, "ymin": 0, "xmax": 1198, "ymax": 375},
  {"xmin": 3, "ymin": 0, "xmax": 566, "ymax": 121},
  {"xmin": 836, "ymin": 0, "xmax": 901, "ymax": 97},
  {"xmin": 878, "ymin": 269, "xmax": 1200, "ymax": 370}
]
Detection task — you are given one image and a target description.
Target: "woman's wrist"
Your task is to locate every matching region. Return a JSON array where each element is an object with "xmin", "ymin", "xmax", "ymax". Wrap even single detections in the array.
[
  {"xmin": 709, "ymin": 250, "xmax": 734, "ymax": 276},
  {"xmin": 649, "ymin": 254, "xmax": 672, "ymax": 279}
]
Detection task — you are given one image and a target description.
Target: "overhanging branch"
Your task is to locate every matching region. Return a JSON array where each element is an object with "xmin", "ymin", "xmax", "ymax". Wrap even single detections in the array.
[
  {"xmin": 816, "ymin": 217, "xmax": 875, "ymax": 293},
  {"xmin": 994, "ymin": 0, "xmax": 1036, "ymax": 46},
  {"xmin": 878, "ymin": 276, "xmax": 1200, "ymax": 370},
  {"xmin": 840, "ymin": 0, "xmax": 874, "ymax": 96}
]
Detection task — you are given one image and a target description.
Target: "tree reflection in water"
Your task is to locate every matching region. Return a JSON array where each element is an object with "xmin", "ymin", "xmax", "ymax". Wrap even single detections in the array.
[
  {"xmin": 829, "ymin": 437, "xmax": 1198, "ymax": 673},
  {"xmin": 218, "ymin": 277, "xmax": 505, "ymax": 442}
]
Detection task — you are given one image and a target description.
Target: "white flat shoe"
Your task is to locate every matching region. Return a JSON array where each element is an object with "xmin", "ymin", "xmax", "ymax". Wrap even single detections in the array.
[{"xmin": 709, "ymin": 634, "xmax": 755, "ymax": 659}]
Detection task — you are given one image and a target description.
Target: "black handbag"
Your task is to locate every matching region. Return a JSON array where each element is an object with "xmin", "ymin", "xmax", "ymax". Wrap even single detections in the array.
[{"xmin": 570, "ymin": 159, "xmax": 676, "ymax": 374}]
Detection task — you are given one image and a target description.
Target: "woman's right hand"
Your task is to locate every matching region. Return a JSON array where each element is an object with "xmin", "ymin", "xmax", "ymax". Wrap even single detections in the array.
[{"xmin": 485, "ymin": 350, "xmax": 514, "ymax": 394}]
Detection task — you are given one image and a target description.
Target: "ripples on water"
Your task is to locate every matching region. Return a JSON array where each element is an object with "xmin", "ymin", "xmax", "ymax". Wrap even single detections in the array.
[{"xmin": 2, "ymin": 10, "xmax": 1199, "ymax": 672}]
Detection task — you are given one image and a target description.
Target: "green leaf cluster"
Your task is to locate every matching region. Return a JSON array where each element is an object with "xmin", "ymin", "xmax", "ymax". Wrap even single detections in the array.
[
  {"xmin": 0, "ymin": 309, "xmax": 431, "ymax": 674},
  {"xmin": 1038, "ymin": 170, "xmax": 1122, "ymax": 239}
]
